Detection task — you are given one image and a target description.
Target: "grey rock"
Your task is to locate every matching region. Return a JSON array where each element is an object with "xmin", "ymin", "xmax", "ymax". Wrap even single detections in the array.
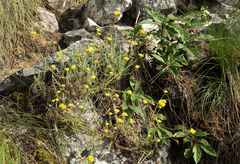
[
  {"xmin": 37, "ymin": 7, "xmax": 59, "ymax": 31},
  {"xmin": 48, "ymin": 0, "xmax": 75, "ymax": 13},
  {"xmin": 0, "ymin": 53, "xmax": 5, "ymax": 70},
  {"xmin": 84, "ymin": 0, "xmax": 132, "ymax": 25},
  {"xmin": 83, "ymin": 17, "xmax": 100, "ymax": 32},
  {"xmin": 71, "ymin": 2, "xmax": 87, "ymax": 18},
  {"xmin": 216, "ymin": 0, "xmax": 240, "ymax": 7}
]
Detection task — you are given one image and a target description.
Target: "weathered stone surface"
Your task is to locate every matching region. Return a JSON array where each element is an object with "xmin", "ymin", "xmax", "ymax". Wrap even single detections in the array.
[
  {"xmin": 130, "ymin": 0, "xmax": 177, "ymax": 20},
  {"xmin": 0, "ymin": 53, "xmax": 5, "ymax": 70},
  {"xmin": 216, "ymin": 0, "xmax": 240, "ymax": 7},
  {"xmin": 82, "ymin": 17, "xmax": 100, "ymax": 32},
  {"xmin": 48, "ymin": 0, "xmax": 75, "ymax": 13},
  {"xmin": 71, "ymin": 2, "xmax": 87, "ymax": 18},
  {"xmin": 37, "ymin": 7, "xmax": 59, "ymax": 31},
  {"xmin": 84, "ymin": 0, "xmax": 132, "ymax": 25}
]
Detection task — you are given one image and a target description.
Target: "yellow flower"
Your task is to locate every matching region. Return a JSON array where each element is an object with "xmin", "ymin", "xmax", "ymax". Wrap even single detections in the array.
[
  {"xmin": 59, "ymin": 104, "xmax": 67, "ymax": 109},
  {"xmin": 65, "ymin": 68, "xmax": 70, "ymax": 71},
  {"xmin": 57, "ymin": 90, "xmax": 61, "ymax": 94},
  {"xmin": 113, "ymin": 98, "xmax": 116, "ymax": 101},
  {"xmin": 139, "ymin": 29, "xmax": 146, "ymax": 34},
  {"xmin": 83, "ymin": 84, "xmax": 89, "ymax": 89},
  {"xmin": 71, "ymin": 65, "xmax": 76, "ymax": 69},
  {"xmin": 114, "ymin": 11, "xmax": 121, "ymax": 16},
  {"xmin": 115, "ymin": 123, "xmax": 119, "ymax": 127},
  {"xmin": 132, "ymin": 41, "xmax": 138, "ymax": 45},
  {"xmin": 63, "ymin": 51, "xmax": 66, "ymax": 53},
  {"xmin": 83, "ymin": 46, "xmax": 87, "ymax": 49},
  {"xmin": 148, "ymin": 135, "xmax": 151, "ymax": 138},
  {"xmin": 79, "ymin": 105, "xmax": 84, "ymax": 109},
  {"xmin": 83, "ymin": 52, "xmax": 86, "ymax": 55},
  {"xmin": 117, "ymin": 118, "xmax": 124, "ymax": 123},
  {"xmin": 157, "ymin": 120, "xmax": 162, "ymax": 123},
  {"xmin": 91, "ymin": 91, "xmax": 94, "ymax": 94},
  {"xmin": 122, "ymin": 112, "xmax": 128, "ymax": 117},
  {"xmin": 67, "ymin": 108, "xmax": 72, "ymax": 112},
  {"xmin": 68, "ymin": 103, "xmax": 74, "ymax": 107},
  {"xmin": 73, "ymin": 100, "xmax": 77, "ymax": 103},
  {"xmin": 104, "ymin": 129, "xmax": 108, "ymax": 133},
  {"xmin": 109, "ymin": 112, "xmax": 113, "ymax": 115},
  {"xmin": 109, "ymin": 72, "xmax": 114, "ymax": 76},
  {"xmin": 51, "ymin": 99, "xmax": 55, "ymax": 102},
  {"xmin": 30, "ymin": 32, "xmax": 36, "ymax": 36},
  {"xmin": 90, "ymin": 43, "xmax": 94, "ymax": 46},
  {"xmin": 115, "ymin": 94, "xmax": 119, "ymax": 97},
  {"xmin": 94, "ymin": 60, "xmax": 98, "ymax": 63},
  {"xmin": 50, "ymin": 65, "xmax": 56, "ymax": 69},
  {"xmin": 107, "ymin": 37, "xmax": 112, "ymax": 41},
  {"xmin": 157, "ymin": 139, "xmax": 161, "ymax": 142},
  {"xmin": 130, "ymin": 136, "xmax": 133, "ymax": 138},
  {"xmin": 189, "ymin": 128, "xmax": 196, "ymax": 134},
  {"xmin": 126, "ymin": 90, "xmax": 132, "ymax": 95},
  {"xmin": 146, "ymin": 35, "xmax": 151, "ymax": 40},
  {"xmin": 59, "ymin": 57, "xmax": 62, "ymax": 59},
  {"xmin": 90, "ymin": 75, "xmax": 96, "ymax": 79},
  {"xmin": 77, "ymin": 52, "xmax": 82, "ymax": 56},
  {"xmin": 87, "ymin": 156, "xmax": 94, "ymax": 163},
  {"xmin": 158, "ymin": 99, "xmax": 167, "ymax": 108},
  {"xmin": 56, "ymin": 52, "xmax": 62, "ymax": 55},
  {"xmin": 48, "ymin": 105, "xmax": 51, "ymax": 107},
  {"xmin": 97, "ymin": 33, "xmax": 101, "ymax": 35},
  {"xmin": 108, "ymin": 53, "xmax": 111, "ymax": 56},
  {"xmin": 105, "ymin": 122, "xmax": 109, "ymax": 126},
  {"xmin": 135, "ymin": 65, "xmax": 140, "ymax": 69},
  {"xmin": 114, "ymin": 109, "xmax": 120, "ymax": 114},
  {"xmin": 123, "ymin": 57, "xmax": 130, "ymax": 61},
  {"xmin": 138, "ymin": 53, "xmax": 143, "ymax": 57},
  {"xmin": 85, "ymin": 67, "xmax": 90, "ymax": 71},
  {"xmin": 127, "ymin": 129, "xmax": 130, "ymax": 132},
  {"xmin": 37, "ymin": 114, "xmax": 41, "ymax": 118},
  {"xmin": 61, "ymin": 84, "xmax": 65, "ymax": 87},
  {"xmin": 87, "ymin": 47, "xmax": 94, "ymax": 52},
  {"xmin": 164, "ymin": 90, "xmax": 168, "ymax": 93},
  {"xmin": 53, "ymin": 41, "xmax": 57, "ymax": 44},
  {"xmin": 96, "ymin": 28, "xmax": 101, "ymax": 32},
  {"xmin": 105, "ymin": 93, "xmax": 110, "ymax": 97},
  {"xmin": 55, "ymin": 98, "xmax": 59, "ymax": 101},
  {"xmin": 143, "ymin": 100, "xmax": 147, "ymax": 104},
  {"xmin": 129, "ymin": 118, "xmax": 133, "ymax": 124},
  {"xmin": 107, "ymin": 65, "xmax": 111, "ymax": 68}
]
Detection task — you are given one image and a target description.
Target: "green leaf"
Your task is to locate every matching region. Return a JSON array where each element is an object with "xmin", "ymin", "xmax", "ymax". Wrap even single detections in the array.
[
  {"xmin": 192, "ymin": 130, "xmax": 209, "ymax": 137},
  {"xmin": 167, "ymin": 22, "xmax": 189, "ymax": 43},
  {"xmin": 134, "ymin": 24, "xmax": 142, "ymax": 35},
  {"xmin": 197, "ymin": 138, "xmax": 210, "ymax": 146},
  {"xmin": 183, "ymin": 136, "xmax": 191, "ymax": 144},
  {"xmin": 196, "ymin": 34, "xmax": 215, "ymax": 41},
  {"xmin": 193, "ymin": 145, "xmax": 201, "ymax": 164},
  {"xmin": 152, "ymin": 113, "xmax": 166, "ymax": 120},
  {"xmin": 149, "ymin": 128, "xmax": 157, "ymax": 134},
  {"xmin": 124, "ymin": 87, "xmax": 131, "ymax": 103},
  {"xmin": 159, "ymin": 128, "xmax": 173, "ymax": 137},
  {"xmin": 165, "ymin": 26, "xmax": 176, "ymax": 40},
  {"xmin": 145, "ymin": 6, "xmax": 166, "ymax": 24},
  {"xmin": 120, "ymin": 29, "xmax": 133, "ymax": 36},
  {"xmin": 180, "ymin": 11, "xmax": 203, "ymax": 24},
  {"xmin": 161, "ymin": 138, "xmax": 171, "ymax": 146},
  {"xmin": 169, "ymin": 66, "xmax": 178, "ymax": 79},
  {"xmin": 129, "ymin": 105, "xmax": 144, "ymax": 117},
  {"xmin": 173, "ymin": 131, "xmax": 187, "ymax": 138},
  {"xmin": 184, "ymin": 17, "xmax": 208, "ymax": 28},
  {"xmin": 129, "ymin": 76, "xmax": 136, "ymax": 88},
  {"xmin": 184, "ymin": 147, "xmax": 193, "ymax": 159},
  {"xmin": 131, "ymin": 94, "xmax": 138, "ymax": 101},
  {"xmin": 151, "ymin": 54, "xmax": 165, "ymax": 63},
  {"xmin": 135, "ymin": 82, "xmax": 143, "ymax": 94},
  {"xmin": 172, "ymin": 62, "xmax": 183, "ymax": 67},
  {"xmin": 122, "ymin": 102, "xmax": 128, "ymax": 110},
  {"xmin": 181, "ymin": 43, "xmax": 200, "ymax": 59},
  {"xmin": 178, "ymin": 55, "xmax": 189, "ymax": 66},
  {"xmin": 175, "ymin": 125, "xmax": 185, "ymax": 130},
  {"xmin": 199, "ymin": 144, "xmax": 218, "ymax": 157},
  {"xmin": 139, "ymin": 94, "xmax": 155, "ymax": 105}
]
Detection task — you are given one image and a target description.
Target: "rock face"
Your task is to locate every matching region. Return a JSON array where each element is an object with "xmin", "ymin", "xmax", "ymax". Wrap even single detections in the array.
[
  {"xmin": 0, "ymin": 53, "xmax": 4, "ymax": 70},
  {"xmin": 37, "ymin": 7, "xmax": 59, "ymax": 31},
  {"xmin": 48, "ymin": 0, "xmax": 75, "ymax": 12},
  {"xmin": 216, "ymin": 0, "xmax": 240, "ymax": 7}
]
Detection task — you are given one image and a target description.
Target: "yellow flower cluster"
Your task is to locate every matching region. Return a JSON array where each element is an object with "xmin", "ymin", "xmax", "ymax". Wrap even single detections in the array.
[
  {"xmin": 114, "ymin": 11, "xmax": 121, "ymax": 16},
  {"xmin": 158, "ymin": 99, "xmax": 167, "ymax": 108},
  {"xmin": 189, "ymin": 128, "xmax": 196, "ymax": 134},
  {"xmin": 139, "ymin": 29, "xmax": 146, "ymax": 34},
  {"xmin": 123, "ymin": 57, "xmax": 130, "ymax": 61},
  {"xmin": 87, "ymin": 156, "xmax": 94, "ymax": 163}
]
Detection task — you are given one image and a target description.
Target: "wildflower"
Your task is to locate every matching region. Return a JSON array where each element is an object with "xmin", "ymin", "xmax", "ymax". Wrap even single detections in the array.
[
  {"xmin": 135, "ymin": 65, "xmax": 140, "ymax": 69},
  {"xmin": 130, "ymin": 136, "xmax": 133, "ymax": 138},
  {"xmin": 91, "ymin": 91, "xmax": 94, "ymax": 94},
  {"xmin": 108, "ymin": 108, "xmax": 111, "ymax": 110},
  {"xmin": 107, "ymin": 65, "xmax": 111, "ymax": 68},
  {"xmin": 158, "ymin": 99, "xmax": 167, "ymax": 108},
  {"xmin": 138, "ymin": 53, "xmax": 144, "ymax": 57},
  {"xmin": 71, "ymin": 65, "xmax": 76, "ymax": 69},
  {"xmin": 55, "ymin": 98, "xmax": 59, "ymax": 101},
  {"xmin": 87, "ymin": 47, "xmax": 94, "ymax": 52},
  {"xmin": 59, "ymin": 57, "xmax": 62, "ymax": 59},
  {"xmin": 67, "ymin": 108, "xmax": 72, "ymax": 112},
  {"xmin": 104, "ymin": 129, "xmax": 108, "ymax": 133},
  {"xmin": 115, "ymin": 123, "xmax": 120, "ymax": 127},
  {"xmin": 94, "ymin": 60, "xmax": 98, "ymax": 63},
  {"xmin": 83, "ymin": 52, "xmax": 86, "ymax": 55},
  {"xmin": 65, "ymin": 68, "xmax": 70, "ymax": 71},
  {"xmin": 30, "ymin": 32, "xmax": 36, "ymax": 36},
  {"xmin": 148, "ymin": 135, "xmax": 151, "ymax": 138},
  {"xmin": 57, "ymin": 90, "xmax": 61, "ymax": 94},
  {"xmin": 143, "ymin": 100, "xmax": 147, "ymax": 104},
  {"xmin": 132, "ymin": 41, "xmax": 138, "ymax": 45},
  {"xmin": 127, "ymin": 129, "xmax": 130, "ymax": 132},
  {"xmin": 105, "ymin": 93, "xmax": 110, "ymax": 97},
  {"xmin": 87, "ymin": 156, "xmax": 94, "ymax": 163},
  {"xmin": 108, "ymin": 53, "xmax": 111, "ymax": 56},
  {"xmin": 85, "ymin": 67, "xmax": 90, "ymax": 71},
  {"xmin": 157, "ymin": 120, "xmax": 162, "ymax": 123},
  {"xmin": 107, "ymin": 37, "xmax": 112, "ymax": 41},
  {"xmin": 123, "ymin": 57, "xmax": 130, "ymax": 61},
  {"xmin": 79, "ymin": 105, "xmax": 84, "ymax": 109},
  {"xmin": 50, "ymin": 65, "xmax": 56, "ymax": 69},
  {"xmin": 61, "ymin": 84, "xmax": 65, "ymax": 87},
  {"xmin": 97, "ymin": 33, "xmax": 101, "ymax": 35},
  {"xmin": 129, "ymin": 118, "xmax": 133, "ymax": 124},
  {"xmin": 117, "ymin": 118, "xmax": 124, "ymax": 123},
  {"xmin": 90, "ymin": 75, "xmax": 96, "ymax": 79},
  {"xmin": 63, "ymin": 51, "xmax": 66, "ymax": 53},
  {"xmin": 83, "ymin": 84, "xmax": 89, "ymax": 88},
  {"xmin": 189, "ymin": 128, "xmax": 196, "ymax": 134},
  {"xmin": 115, "ymin": 94, "xmax": 119, "ymax": 97},
  {"xmin": 90, "ymin": 43, "xmax": 94, "ymax": 46},
  {"xmin": 139, "ymin": 29, "xmax": 146, "ymax": 34},
  {"xmin": 114, "ymin": 109, "xmax": 120, "ymax": 114},
  {"xmin": 109, "ymin": 72, "xmax": 114, "ymax": 76},
  {"xmin": 126, "ymin": 90, "xmax": 132, "ymax": 95},
  {"xmin": 48, "ymin": 105, "xmax": 51, "ymax": 107},
  {"xmin": 164, "ymin": 90, "xmax": 168, "ymax": 93},
  {"xmin": 114, "ymin": 11, "xmax": 121, "ymax": 16},
  {"xmin": 37, "ymin": 114, "xmax": 41, "ymax": 118},
  {"xmin": 56, "ymin": 52, "xmax": 62, "ymax": 55},
  {"xmin": 59, "ymin": 104, "xmax": 67, "ymax": 109},
  {"xmin": 122, "ymin": 112, "xmax": 128, "ymax": 117},
  {"xmin": 68, "ymin": 103, "xmax": 74, "ymax": 107},
  {"xmin": 59, "ymin": 103, "xmax": 64, "ymax": 107},
  {"xmin": 53, "ymin": 41, "xmax": 57, "ymax": 44},
  {"xmin": 105, "ymin": 122, "xmax": 109, "ymax": 126},
  {"xmin": 77, "ymin": 53, "xmax": 82, "ymax": 56},
  {"xmin": 83, "ymin": 46, "xmax": 87, "ymax": 49},
  {"xmin": 96, "ymin": 28, "xmax": 101, "ymax": 32},
  {"xmin": 73, "ymin": 100, "xmax": 77, "ymax": 103},
  {"xmin": 157, "ymin": 139, "xmax": 161, "ymax": 142},
  {"xmin": 146, "ymin": 35, "xmax": 151, "ymax": 40},
  {"xmin": 109, "ymin": 112, "xmax": 113, "ymax": 115},
  {"xmin": 113, "ymin": 98, "xmax": 116, "ymax": 101}
]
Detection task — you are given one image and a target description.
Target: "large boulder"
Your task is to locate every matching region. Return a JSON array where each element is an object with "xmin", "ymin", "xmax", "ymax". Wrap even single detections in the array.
[
  {"xmin": 216, "ymin": 0, "xmax": 240, "ymax": 7},
  {"xmin": 48, "ymin": 0, "xmax": 75, "ymax": 13},
  {"xmin": 37, "ymin": 7, "xmax": 59, "ymax": 31}
]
